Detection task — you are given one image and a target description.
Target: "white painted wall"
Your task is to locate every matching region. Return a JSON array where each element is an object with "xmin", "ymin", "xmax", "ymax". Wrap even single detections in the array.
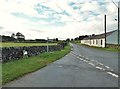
[
  {"xmin": 81, "ymin": 30, "xmax": 120, "ymax": 47},
  {"xmin": 81, "ymin": 38, "xmax": 105, "ymax": 48}
]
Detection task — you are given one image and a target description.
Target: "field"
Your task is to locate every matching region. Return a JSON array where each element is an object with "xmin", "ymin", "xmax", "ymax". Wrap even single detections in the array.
[
  {"xmin": 1, "ymin": 42, "xmax": 57, "ymax": 47},
  {"xmin": 2, "ymin": 45, "xmax": 71, "ymax": 84}
]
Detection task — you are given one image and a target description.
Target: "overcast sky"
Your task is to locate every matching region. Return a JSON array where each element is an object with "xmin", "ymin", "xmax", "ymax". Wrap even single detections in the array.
[{"xmin": 0, "ymin": 0, "xmax": 119, "ymax": 40}]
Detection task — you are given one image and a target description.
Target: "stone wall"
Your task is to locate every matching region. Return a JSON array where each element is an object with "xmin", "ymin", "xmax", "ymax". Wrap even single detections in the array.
[
  {"xmin": 1, "ymin": 43, "xmax": 67, "ymax": 63},
  {"xmin": 106, "ymin": 44, "xmax": 120, "ymax": 49}
]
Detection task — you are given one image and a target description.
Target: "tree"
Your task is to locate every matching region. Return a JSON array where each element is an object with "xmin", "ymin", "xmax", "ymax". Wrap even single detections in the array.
[
  {"xmin": 74, "ymin": 37, "xmax": 79, "ymax": 41},
  {"xmin": 66, "ymin": 38, "xmax": 70, "ymax": 42},
  {"xmin": 16, "ymin": 32, "xmax": 25, "ymax": 41},
  {"xmin": 78, "ymin": 35, "xmax": 89, "ymax": 40},
  {"xmin": 11, "ymin": 33, "xmax": 15, "ymax": 38},
  {"xmin": 71, "ymin": 39, "xmax": 73, "ymax": 41},
  {"xmin": 55, "ymin": 38, "xmax": 58, "ymax": 41},
  {"xmin": 2, "ymin": 35, "xmax": 16, "ymax": 42}
]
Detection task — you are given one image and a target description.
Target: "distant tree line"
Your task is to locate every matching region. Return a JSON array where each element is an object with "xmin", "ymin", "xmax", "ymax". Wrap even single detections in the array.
[
  {"xmin": 1, "ymin": 35, "xmax": 16, "ymax": 42},
  {"xmin": 65, "ymin": 35, "xmax": 89, "ymax": 42},
  {"xmin": 1, "ymin": 32, "xmax": 25, "ymax": 42},
  {"xmin": 1, "ymin": 32, "xmax": 59, "ymax": 43},
  {"xmin": 74, "ymin": 35, "xmax": 89, "ymax": 41}
]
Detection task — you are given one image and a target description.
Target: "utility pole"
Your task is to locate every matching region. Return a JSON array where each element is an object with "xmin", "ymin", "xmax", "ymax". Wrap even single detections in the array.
[
  {"xmin": 118, "ymin": 2, "xmax": 120, "ymax": 46},
  {"xmin": 47, "ymin": 37, "xmax": 49, "ymax": 52},
  {"xmin": 104, "ymin": 15, "xmax": 107, "ymax": 48},
  {"xmin": 112, "ymin": 0, "xmax": 120, "ymax": 47}
]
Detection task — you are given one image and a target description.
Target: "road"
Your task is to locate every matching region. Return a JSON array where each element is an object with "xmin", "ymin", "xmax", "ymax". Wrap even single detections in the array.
[
  {"xmin": 71, "ymin": 43, "xmax": 118, "ymax": 74},
  {"xmin": 3, "ymin": 43, "xmax": 118, "ymax": 87}
]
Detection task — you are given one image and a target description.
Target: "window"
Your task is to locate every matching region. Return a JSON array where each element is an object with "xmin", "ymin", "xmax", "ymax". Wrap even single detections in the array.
[
  {"xmin": 101, "ymin": 40, "xmax": 102, "ymax": 45},
  {"xmin": 93, "ymin": 40, "xmax": 94, "ymax": 44}
]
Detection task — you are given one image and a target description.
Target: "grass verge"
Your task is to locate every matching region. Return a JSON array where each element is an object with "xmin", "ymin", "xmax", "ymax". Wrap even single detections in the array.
[
  {"xmin": 2, "ymin": 45, "xmax": 71, "ymax": 85},
  {"xmin": 77, "ymin": 43, "xmax": 120, "ymax": 52}
]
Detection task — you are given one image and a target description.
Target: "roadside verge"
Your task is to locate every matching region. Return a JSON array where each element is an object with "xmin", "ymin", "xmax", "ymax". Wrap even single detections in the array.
[
  {"xmin": 2, "ymin": 45, "xmax": 71, "ymax": 85},
  {"xmin": 76, "ymin": 43, "xmax": 120, "ymax": 52}
]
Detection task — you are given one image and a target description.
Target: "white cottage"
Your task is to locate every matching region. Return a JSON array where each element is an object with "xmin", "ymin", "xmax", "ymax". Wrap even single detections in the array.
[{"xmin": 81, "ymin": 30, "xmax": 120, "ymax": 48}]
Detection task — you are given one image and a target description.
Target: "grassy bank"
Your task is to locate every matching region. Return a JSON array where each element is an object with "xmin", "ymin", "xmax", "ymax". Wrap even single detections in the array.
[
  {"xmin": 2, "ymin": 45, "xmax": 71, "ymax": 85},
  {"xmin": 1, "ymin": 42, "xmax": 57, "ymax": 47},
  {"xmin": 77, "ymin": 43, "xmax": 120, "ymax": 52},
  {"xmin": 71, "ymin": 40, "xmax": 80, "ymax": 44}
]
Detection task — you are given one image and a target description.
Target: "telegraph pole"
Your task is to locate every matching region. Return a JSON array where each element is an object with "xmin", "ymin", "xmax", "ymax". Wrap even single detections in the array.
[
  {"xmin": 47, "ymin": 37, "xmax": 49, "ymax": 52},
  {"xmin": 112, "ymin": 0, "xmax": 120, "ymax": 47},
  {"xmin": 104, "ymin": 15, "xmax": 107, "ymax": 48},
  {"xmin": 118, "ymin": 2, "xmax": 119, "ymax": 46}
]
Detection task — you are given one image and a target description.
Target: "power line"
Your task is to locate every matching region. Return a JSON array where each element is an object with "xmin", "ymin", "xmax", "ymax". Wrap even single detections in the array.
[
  {"xmin": 56, "ymin": 1, "xmax": 106, "ymax": 33},
  {"xmin": 112, "ymin": 0, "xmax": 118, "ymax": 8},
  {"xmin": 55, "ymin": 1, "xmax": 118, "ymax": 33},
  {"xmin": 88, "ymin": 18, "xmax": 103, "ymax": 30}
]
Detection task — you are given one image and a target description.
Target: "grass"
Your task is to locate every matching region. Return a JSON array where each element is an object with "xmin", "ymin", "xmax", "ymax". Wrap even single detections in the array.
[
  {"xmin": 2, "ymin": 45, "xmax": 71, "ymax": 85},
  {"xmin": 77, "ymin": 43, "xmax": 120, "ymax": 52},
  {"xmin": 0, "ymin": 63, "xmax": 1, "ymax": 86},
  {"xmin": 1, "ymin": 42, "xmax": 57, "ymax": 47},
  {"xmin": 71, "ymin": 40, "xmax": 80, "ymax": 44}
]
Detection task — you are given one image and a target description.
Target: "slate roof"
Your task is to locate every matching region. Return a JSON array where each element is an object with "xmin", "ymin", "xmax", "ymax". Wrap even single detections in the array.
[{"xmin": 83, "ymin": 30, "xmax": 117, "ymax": 40}]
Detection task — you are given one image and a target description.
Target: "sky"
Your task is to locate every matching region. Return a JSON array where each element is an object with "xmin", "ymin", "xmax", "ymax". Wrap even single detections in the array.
[{"xmin": 0, "ymin": 0, "xmax": 119, "ymax": 40}]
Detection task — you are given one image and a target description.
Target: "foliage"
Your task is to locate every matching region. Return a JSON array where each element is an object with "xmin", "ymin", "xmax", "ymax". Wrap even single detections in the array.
[
  {"xmin": 1, "ymin": 35, "xmax": 16, "ymax": 42},
  {"xmin": 79, "ymin": 43, "xmax": 120, "ymax": 52}
]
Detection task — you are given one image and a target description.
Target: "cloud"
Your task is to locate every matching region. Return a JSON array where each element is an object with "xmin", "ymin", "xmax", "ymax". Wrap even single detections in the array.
[
  {"xmin": 0, "ymin": 0, "xmax": 118, "ymax": 39},
  {"xmin": 1, "ymin": 31, "xmax": 15, "ymax": 35},
  {"xmin": 0, "ymin": 26, "xmax": 4, "ymax": 30},
  {"xmin": 30, "ymin": 29, "xmax": 45, "ymax": 33}
]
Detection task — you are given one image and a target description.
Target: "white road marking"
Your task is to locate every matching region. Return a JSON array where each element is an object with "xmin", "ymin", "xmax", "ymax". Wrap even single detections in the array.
[
  {"xmin": 70, "ymin": 52, "xmax": 118, "ymax": 78},
  {"xmin": 102, "ymin": 68, "xmax": 105, "ymax": 71},
  {"xmin": 80, "ymin": 58, "xmax": 83, "ymax": 61},
  {"xmin": 110, "ymin": 69, "xmax": 114, "ymax": 71},
  {"xmin": 85, "ymin": 58, "xmax": 89, "ymax": 60},
  {"xmin": 58, "ymin": 66, "xmax": 63, "ymax": 68},
  {"xmin": 83, "ymin": 60, "xmax": 88, "ymax": 63},
  {"xmin": 65, "ymin": 55, "xmax": 68, "ymax": 57},
  {"xmin": 95, "ymin": 66, "xmax": 103, "ymax": 70},
  {"xmin": 107, "ymin": 72, "xmax": 118, "ymax": 78},
  {"xmin": 79, "ymin": 54, "xmax": 82, "ymax": 56},
  {"xmin": 83, "ymin": 60, "xmax": 86, "ymax": 62},
  {"xmin": 98, "ymin": 63, "xmax": 104, "ymax": 65},
  {"xmin": 105, "ymin": 66, "xmax": 110, "ymax": 69},
  {"xmin": 88, "ymin": 63, "xmax": 95, "ymax": 66}
]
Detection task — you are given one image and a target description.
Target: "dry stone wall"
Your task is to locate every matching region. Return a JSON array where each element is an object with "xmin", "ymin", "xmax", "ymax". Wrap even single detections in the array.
[{"xmin": 1, "ymin": 43, "xmax": 67, "ymax": 63}]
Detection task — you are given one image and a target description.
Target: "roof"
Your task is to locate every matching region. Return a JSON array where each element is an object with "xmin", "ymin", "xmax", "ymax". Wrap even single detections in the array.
[{"xmin": 83, "ymin": 30, "xmax": 117, "ymax": 40}]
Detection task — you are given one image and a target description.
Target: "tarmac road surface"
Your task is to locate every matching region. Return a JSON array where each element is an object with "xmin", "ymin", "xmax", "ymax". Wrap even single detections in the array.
[{"xmin": 3, "ymin": 43, "xmax": 118, "ymax": 87}]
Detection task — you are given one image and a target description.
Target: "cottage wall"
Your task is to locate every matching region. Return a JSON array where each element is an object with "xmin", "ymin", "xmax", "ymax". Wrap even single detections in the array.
[{"xmin": 81, "ymin": 38, "xmax": 105, "ymax": 48}]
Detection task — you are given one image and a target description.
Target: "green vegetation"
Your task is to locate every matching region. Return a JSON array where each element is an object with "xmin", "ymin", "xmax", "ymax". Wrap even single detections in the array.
[
  {"xmin": 0, "ymin": 63, "xmax": 2, "ymax": 86},
  {"xmin": 71, "ymin": 40, "xmax": 81, "ymax": 44},
  {"xmin": 1, "ymin": 42, "xmax": 57, "ymax": 47},
  {"xmin": 78, "ymin": 43, "xmax": 120, "ymax": 52},
  {"xmin": 2, "ymin": 45, "xmax": 71, "ymax": 85}
]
